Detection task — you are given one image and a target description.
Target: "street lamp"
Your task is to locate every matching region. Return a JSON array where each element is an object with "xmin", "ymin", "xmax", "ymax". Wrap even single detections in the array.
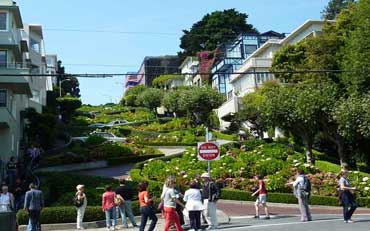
[{"xmin": 59, "ymin": 79, "xmax": 71, "ymax": 97}]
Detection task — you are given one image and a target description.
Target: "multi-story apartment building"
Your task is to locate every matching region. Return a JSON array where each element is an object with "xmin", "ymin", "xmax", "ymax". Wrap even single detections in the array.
[
  {"xmin": 211, "ymin": 31, "xmax": 285, "ymax": 100},
  {"xmin": 22, "ymin": 24, "xmax": 52, "ymax": 113},
  {"xmin": 0, "ymin": 0, "xmax": 31, "ymax": 177},
  {"xmin": 0, "ymin": 0, "xmax": 53, "ymax": 178},
  {"xmin": 216, "ymin": 20, "xmax": 331, "ymax": 131},
  {"xmin": 124, "ymin": 55, "xmax": 180, "ymax": 92},
  {"xmin": 46, "ymin": 54, "xmax": 58, "ymax": 86}
]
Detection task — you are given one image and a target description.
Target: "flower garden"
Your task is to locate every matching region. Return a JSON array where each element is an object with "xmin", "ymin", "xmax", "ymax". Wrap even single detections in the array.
[{"xmin": 139, "ymin": 140, "xmax": 370, "ymax": 198}]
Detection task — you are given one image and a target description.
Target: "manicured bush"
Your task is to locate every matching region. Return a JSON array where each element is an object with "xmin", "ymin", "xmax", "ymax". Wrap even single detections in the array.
[{"xmin": 85, "ymin": 135, "xmax": 107, "ymax": 146}]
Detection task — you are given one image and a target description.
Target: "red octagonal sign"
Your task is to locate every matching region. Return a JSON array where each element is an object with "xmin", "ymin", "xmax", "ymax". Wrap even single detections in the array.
[{"xmin": 198, "ymin": 142, "xmax": 220, "ymax": 161}]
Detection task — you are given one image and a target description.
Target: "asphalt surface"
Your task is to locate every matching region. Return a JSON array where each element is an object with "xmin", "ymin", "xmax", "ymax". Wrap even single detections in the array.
[{"xmin": 76, "ymin": 163, "xmax": 135, "ymax": 179}]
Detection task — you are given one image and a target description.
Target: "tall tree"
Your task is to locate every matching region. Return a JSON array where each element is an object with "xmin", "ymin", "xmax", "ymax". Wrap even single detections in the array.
[
  {"xmin": 179, "ymin": 9, "xmax": 257, "ymax": 57},
  {"xmin": 136, "ymin": 88, "xmax": 163, "ymax": 114},
  {"xmin": 321, "ymin": 0, "xmax": 355, "ymax": 20}
]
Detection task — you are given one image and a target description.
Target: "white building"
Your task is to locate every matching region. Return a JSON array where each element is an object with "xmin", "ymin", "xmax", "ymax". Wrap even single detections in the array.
[
  {"xmin": 46, "ymin": 54, "xmax": 58, "ymax": 86},
  {"xmin": 21, "ymin": 24, "xmax": 52, "ymax": 113},
  {"xmin": 216, "ymin": 20, "xmax": 331, "ymax": 131}
]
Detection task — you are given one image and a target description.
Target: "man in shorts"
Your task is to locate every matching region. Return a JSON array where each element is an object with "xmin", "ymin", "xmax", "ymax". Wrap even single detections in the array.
[{"xmin": 252, "ymin": 175, "xmax": 270, "ymax": 219}]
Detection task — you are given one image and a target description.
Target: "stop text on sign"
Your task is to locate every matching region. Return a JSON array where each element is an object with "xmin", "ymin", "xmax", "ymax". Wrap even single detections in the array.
[{"xmin": 198, "ymin": 142, "xmax": 220, "ymax": 161}]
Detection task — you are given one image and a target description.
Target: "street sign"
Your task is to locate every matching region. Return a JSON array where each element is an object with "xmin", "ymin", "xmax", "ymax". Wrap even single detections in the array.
[{"xmin": 198, "ymin": 142, "xmax": 220, "ymax": 161}]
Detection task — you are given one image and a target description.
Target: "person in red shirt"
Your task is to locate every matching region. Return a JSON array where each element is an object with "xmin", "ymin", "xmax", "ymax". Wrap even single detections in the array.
[
  {"xmin": 102, "ymin": 185, "xmax": 117, "ymax": 231},
  {"xmin": 138, "ymin": 182, "xmax": 157, "ymax": 231},
  {"xmin": 252, "ymin": 175, "xmax": 270, "ymax": 219}
]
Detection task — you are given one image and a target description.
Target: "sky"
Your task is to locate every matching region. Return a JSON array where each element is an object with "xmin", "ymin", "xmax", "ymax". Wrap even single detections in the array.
[{"xmin": 17, "ymin": 0, "xmax": 329, "ymax": 105}]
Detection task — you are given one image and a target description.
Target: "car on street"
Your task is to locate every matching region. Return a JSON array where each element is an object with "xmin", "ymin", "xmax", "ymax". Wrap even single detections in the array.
[
  {"xmin": 105, "ymin": 120, "xmax": 130, "ymax": 127},
  {"xmin": 88, "ymin": 123, "xmax": 106, "ymax": 129},
  {"xmin": 72, "ymin": 132, "xmax": 127, "ymax": 143}
]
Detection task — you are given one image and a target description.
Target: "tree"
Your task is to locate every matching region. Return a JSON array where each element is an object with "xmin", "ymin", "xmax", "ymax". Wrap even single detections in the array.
[
  {"xmin": 239, "ymin": 91, "xmax": 267, "ymax": 139},
  {"xmin": 341, "ymin": 0, "xmax": 370, "ymax": 95},
  {"xmin": 136, "ymin": 88, "xmax": 163, "ymax": 114},
  {"xmin": 24, "ymin": 108, "xmax": 58, "ymax": 149},
  {"xmin": 179, "ymin": 9, "xmax": 257, "ymax": 56},
  {"xmin": 162, "ymin": 90, "xmax": 185, "ymax": 117},
  {"xmin": 152, "ymin": 75, "xmax": 183, "ymax": 89},
  {"xmin": 122, "ymin": 85, "xmax": 147, "ymax": 107},
  {"xmin": 321, "ymin": 0, "xmax": 355, "ymax": 20},
  {"xmin": 57, "ymin": 96, "xmax": 82, "ymax": 123}
]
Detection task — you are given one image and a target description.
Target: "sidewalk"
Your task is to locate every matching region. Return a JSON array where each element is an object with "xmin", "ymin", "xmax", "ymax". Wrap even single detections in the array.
[{"xmin": 19, "ymin": 209, "xmax": 229, "ymax": 231}]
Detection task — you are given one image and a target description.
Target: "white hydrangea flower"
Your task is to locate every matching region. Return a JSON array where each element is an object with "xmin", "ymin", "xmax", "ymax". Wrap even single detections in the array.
[
  {"xmin": 294, "ymin": 163, "xmax": 300, "ymax": 167},
  {"xmin": 223, "ymin": 163, "xmax": 227, "ymax": 166},
  {"xmin": 240, "ymin": 167, "xmax": 245, "ymax": 170},
  {"xmin": 166, "ymin": 169, "xmax": 170, "ymax": 172},
  {"xmin": 303, "ymin": 163, "xmax": 310, "ymax": 168},
  {"xmin": 365, "ymin": 187, "xmax": 370, "ymax": 191},
  {"xmin": 228, "ymin": 169, "xmax": 232, "ymax": 173},
  {"xmin": 183, "ymin": 175, "xmax": 188, "ymax": 178},
  {"xmin": 293, "ymin": 159, "xmax": 299, "ymax": 163},
  {"xmin": 363, "ymin": 177, "xmax": 369, "ymax": 182}
]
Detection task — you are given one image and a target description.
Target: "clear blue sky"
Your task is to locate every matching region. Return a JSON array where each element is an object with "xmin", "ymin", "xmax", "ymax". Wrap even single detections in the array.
[{"xmin": 17, "ymin": 0, "xmax": 329, "ymax": 105}]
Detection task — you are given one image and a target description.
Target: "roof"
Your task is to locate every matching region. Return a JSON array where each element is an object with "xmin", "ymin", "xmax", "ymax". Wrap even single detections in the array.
[{"xmin": 28, "ymin": 24, "xmax": 43, "ymax": 38}]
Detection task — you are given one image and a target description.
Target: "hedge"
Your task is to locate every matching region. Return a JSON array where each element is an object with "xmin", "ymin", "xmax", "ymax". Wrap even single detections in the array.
[{"xmin": 17, "ymin": 204, "xmax": 139, "ymax": 225}]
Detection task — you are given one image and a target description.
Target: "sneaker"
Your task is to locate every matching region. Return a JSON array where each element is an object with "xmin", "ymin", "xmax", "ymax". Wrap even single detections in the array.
[
  {"xmin": 348, "ymin": 220, "xmax": 355, "ymax": 223},
  {"xmin": 107, "ymin": 228, "xmax": 111, "ymax": 231},
  {"xmin": 265, "ymin": 216, "xmax": 270, "ymax": 220},
  {"xmin": 253, "ymin": 215, "xmax": 259, "ymax": 219}
]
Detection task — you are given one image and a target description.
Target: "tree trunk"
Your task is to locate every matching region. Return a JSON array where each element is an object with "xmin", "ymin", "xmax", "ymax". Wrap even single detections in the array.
[
  {"xmin": 335, "ymin": 135, "xmax": 348, "ymax": 167},
  {"xmin": 303, "ymin": 136, "xmax": 314, "ymax": 165}
]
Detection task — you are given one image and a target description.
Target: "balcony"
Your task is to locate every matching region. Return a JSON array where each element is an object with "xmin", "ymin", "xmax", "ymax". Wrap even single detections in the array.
[
  {"xmin": 0, "ymin": 66, "xmax": 31, "ymax": 95},
  {"xmin": 216, "ymin": 96, "xmax": 240, "ymax": 120}
]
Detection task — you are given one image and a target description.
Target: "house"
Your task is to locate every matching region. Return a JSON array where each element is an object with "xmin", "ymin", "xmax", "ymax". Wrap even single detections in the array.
[
  {"xmin": 0, "ymin": 0, "xmax": 31, "ymax": 177},
  {"xmin": 211, "ymin": 31, "xmax": 285, "ymax": 100},
  {"xmin": 124, "ymin": 55, "xmax": 180, "ymax": 92},
  {"xmin": 216, "ymin": 20, "xmax": 332, "ymax": 131}
]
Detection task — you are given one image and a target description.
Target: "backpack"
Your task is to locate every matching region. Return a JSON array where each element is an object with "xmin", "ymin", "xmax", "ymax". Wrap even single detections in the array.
[
  {"xmin": 301, "ymin": 176, "xmax": 311, "ymax": 197},
  {"xmin": 73, "ymin": 195, "xmax": 84, "ymax": 208},
  {"xmin": 210, "ymin": 181, "xmax": 223, "ymax": 202}
]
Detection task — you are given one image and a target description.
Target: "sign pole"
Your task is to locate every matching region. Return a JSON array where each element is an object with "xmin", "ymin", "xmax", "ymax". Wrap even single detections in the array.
[{"xmin": 206, "ymin": 127, "xmax": 211, "ymax": 178}]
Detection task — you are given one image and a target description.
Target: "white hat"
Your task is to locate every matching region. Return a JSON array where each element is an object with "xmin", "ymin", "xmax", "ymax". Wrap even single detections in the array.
[
  {"xmin": 201, "ymin": 173, "xmax": 210, "ymax": 178},
  {"xmin": 76, "ymin": 184, "xmax": 85, "ymax": 191}
]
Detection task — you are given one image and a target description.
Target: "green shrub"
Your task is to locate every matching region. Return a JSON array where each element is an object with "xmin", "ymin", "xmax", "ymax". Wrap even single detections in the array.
[
  {"xmin": 242, "ymin": 139, "xmax": 266, "ymax": 151},
  {"xmin": 85, "ymin": 135, "xmax": 107, "ymax": 146}
]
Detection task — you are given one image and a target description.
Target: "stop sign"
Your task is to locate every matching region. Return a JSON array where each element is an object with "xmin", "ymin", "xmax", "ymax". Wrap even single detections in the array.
[{"xmin": 198, "ymin": 142, "xmax": 220, "ymax": 161}]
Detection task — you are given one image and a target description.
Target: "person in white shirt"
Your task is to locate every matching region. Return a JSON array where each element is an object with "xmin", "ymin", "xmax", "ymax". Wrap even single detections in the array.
[
  {"xmin": 75, "ymin": 184, "xmax": 87, "ymax": 230},
  {"xmin": 184, "ymin": 180, "xmax": 204, "ymax": 231},
  {"xmin": 290, "ymin": 170, "xmax": 312, "ymax": 222},
  {"xmin": 0, "ymin": 185, "xmax": 14, "ymax": 212}
]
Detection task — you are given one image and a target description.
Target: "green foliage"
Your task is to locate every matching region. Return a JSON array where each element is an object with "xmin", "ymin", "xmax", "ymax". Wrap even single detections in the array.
[
  {"xmin": 342, "ymin": 0, "xmax": 370, "ymax": 94},
  {"xmin": 152, "ymin": 75, "xmax": 183, "ymax": 88},
  {"xmin": 123, "ymin": 85, "xmax": 148, "ymax": 107},
  {"xmin": 24, "ymin": 108, "xmax": 59, "ymax": 149},
  {"xmin": 321, "ymin": 0, "xmax": 355, "ymax": 20},
  {"xmin": 179, "ymin": 9, "xmax": 257, "ymax": 56},
  {"xmin": 136, "ymin": 88, "xmax": 163, "ymax": 112},
  {"xmin": 173, "ymin": 87, "xmax": 225, "ymax": 126},
  {"xmin": 57, "ymin": 96, "xmax": 82, "ymax": 122},
  {"xmin": 84, "ymin": 135, "xmax": 107, "ymax": 146}
]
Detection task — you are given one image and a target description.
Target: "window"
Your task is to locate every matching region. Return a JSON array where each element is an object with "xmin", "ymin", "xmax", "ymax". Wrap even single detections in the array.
[
  {"xmin": 0, "ymin": 12, "xmax": 7, "ymax": 31},
  {"xmin": 0, "ymin": 90, "xmax": 7, "ymax": 107},
  {"xmin": 30, "ymin": 38, "xmax": 40, "ymax": 53},
  {"xmin": 0, "ymin": 50, "xmax": 7, "ymax": 68}
]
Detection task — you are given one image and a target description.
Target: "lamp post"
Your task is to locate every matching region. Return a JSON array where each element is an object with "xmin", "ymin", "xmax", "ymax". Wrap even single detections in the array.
[{"xmin": 59, "ymin": 79, "xmax": 71, "ymax": 97}]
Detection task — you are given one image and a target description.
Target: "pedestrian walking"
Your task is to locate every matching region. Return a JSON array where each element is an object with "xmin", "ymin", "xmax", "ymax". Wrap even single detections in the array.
[
  {"xmin": 138, "ymin": 182, "xmax": 157, "ymax": 231},
  {"xmin": 339, "ymin": 170, "xmax": 357, "ymax": 223},
  {"xmin": 183, "ymin": 180, "xmax": 204, "ymax": 231},
  {"xmin": 115, "ymin": 178, "xmax": 138, "ymax": 228},
  {"xmin": 6, "ymin": 157, "xmax": 18, "ymax": 191},
  {"xmin": 162, "ymin": 177, "xmax": 185, "ymax": 231},
  {"xmin": 0, "ymin": 185, "xmax": 14, "ymax": 212},
  {"xmin": 24, "ymin": 183, "xmax": 44, "ymax": 231},
  {"xmin": 102, "ymin": 185, "xmax": 117, "ymax": 231},
  {"xmin": 201, "ymin": 172, "xmax": 220, "ymax": 230},
  {"xmin": 75, "ymin": 184, "xmax": 87, "ymax": 230},
  {"xmin": 290, "ymin": 170, "xmax": 312, "ymax": 222},
  {"xmin": 251, "ymin": 175, "xmax": 270, "ymax": 219}
]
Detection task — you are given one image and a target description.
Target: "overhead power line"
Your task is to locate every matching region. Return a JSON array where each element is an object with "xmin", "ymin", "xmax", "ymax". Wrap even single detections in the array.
[{"xmin": 3, "ymin": 69, "xmax": 370, "ymax": 77}]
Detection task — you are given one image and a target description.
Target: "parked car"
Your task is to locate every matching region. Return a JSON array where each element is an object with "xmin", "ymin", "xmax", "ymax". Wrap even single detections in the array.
[
  {"xmin": 88, "ymin": 123, "xmax": 106, "ymax": 129},
  {"xmin": 72, "ymin": 132, "xmax": 127, "ymax": 143},
  {"xmin": 105, "ymin": 120, "xmax": 130, "ymax": 127}
]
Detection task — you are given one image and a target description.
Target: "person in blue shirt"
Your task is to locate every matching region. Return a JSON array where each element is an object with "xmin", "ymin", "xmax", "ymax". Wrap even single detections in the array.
[{"xmin": 24, "ymin": 183, "xmax": 44, "ymax": 231}]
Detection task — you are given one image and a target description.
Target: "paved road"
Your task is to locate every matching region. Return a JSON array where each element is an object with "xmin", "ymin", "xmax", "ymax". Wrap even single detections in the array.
[{"xmin": 76, "ymin": 163, "xmax": 135, "ymax": 179}]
